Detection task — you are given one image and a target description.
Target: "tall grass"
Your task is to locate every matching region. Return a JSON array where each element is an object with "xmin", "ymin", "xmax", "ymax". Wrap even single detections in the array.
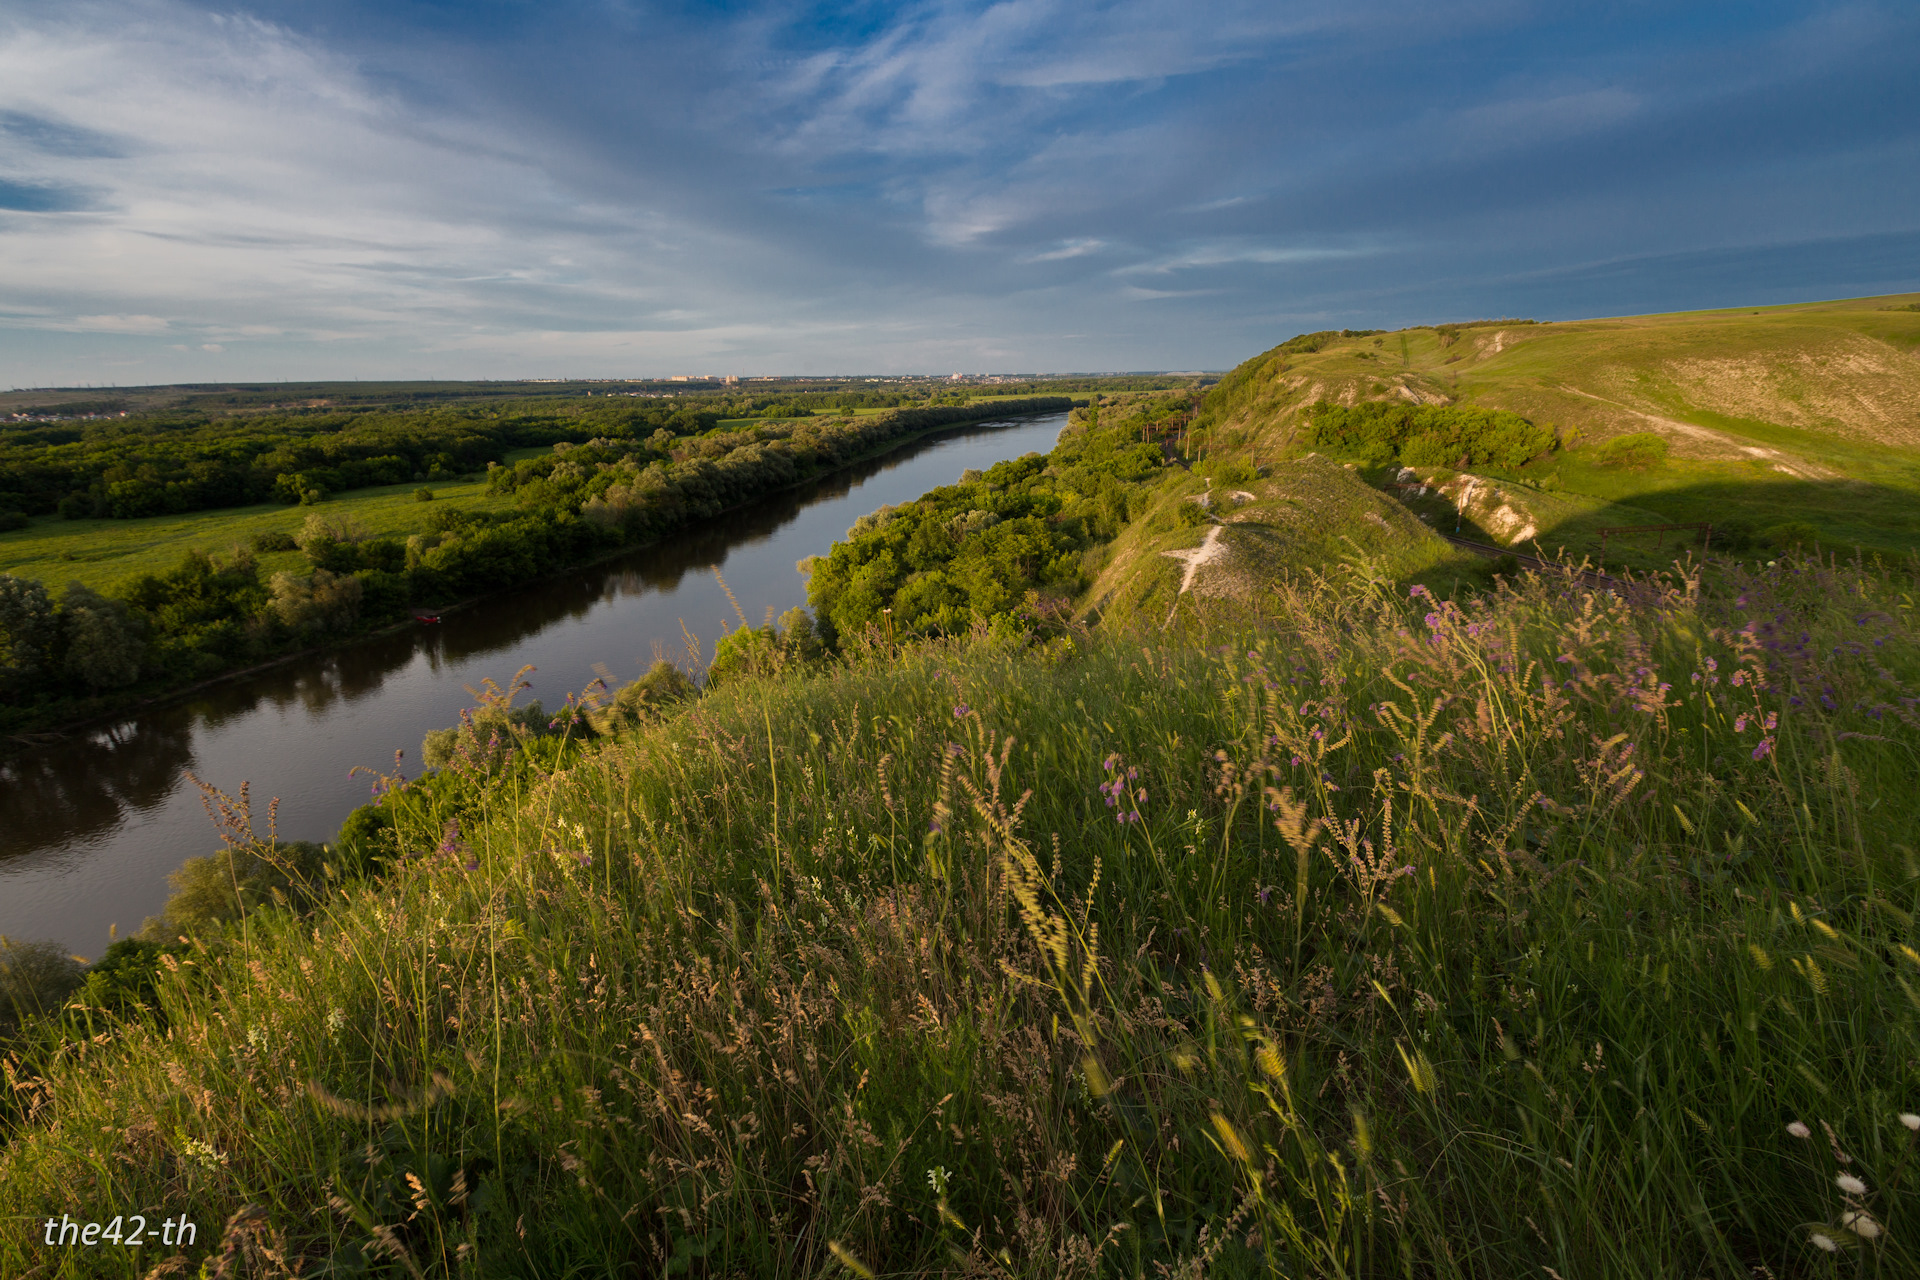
[{"xmin": 2, "ymin": 552, "xmax": 1917, "ymax": 1277}]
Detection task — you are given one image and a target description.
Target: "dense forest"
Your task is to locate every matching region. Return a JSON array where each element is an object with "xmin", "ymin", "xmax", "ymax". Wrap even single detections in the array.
[
  {"xmin": 0, "ymin": 397, "xmax": 1071, "ymax": 725},
  {"xmin": 805, "ymin": 395, "xmax": 1192, "ymax": 639}
]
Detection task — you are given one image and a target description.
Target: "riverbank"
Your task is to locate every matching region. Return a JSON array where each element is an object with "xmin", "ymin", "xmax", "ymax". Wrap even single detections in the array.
[
  {"xmin": 0, "ymin": 399, "xmax": 1074, "ymax": 744},
  {"xmin": 5, "ymin": 551, "xmax": 1915, "ymax": 1276}
]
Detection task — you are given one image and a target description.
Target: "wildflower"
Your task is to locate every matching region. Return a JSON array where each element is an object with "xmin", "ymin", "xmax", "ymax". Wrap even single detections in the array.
[
  {"xmin": 326, "ymin": 1008, "xmax": 347, "ymax": 1040},
  {"xmin": 1752, "ymin": 739, "xmax": 1774, "ymax": 761},
  {"xmin": 1809, "ymin": 1232, "xmax": 1839, "ymax": 1253},
  {"xmin": 181, "ymin": 1137, "xmax": 228, "ymax": 1174},
  {"xmin": 1735, "ymin": 715, "xmax": 1749, "ymax": 733},
  {"xmin": 1408, "ymin": 584, "xmax": 1429, "ymax": 598},
  {"xmin": 952, "ymin": 703, "xmax": 970, "ymax": 719},
  {"xmin": 927, "ymin": 1165, "xmax": 951, "ymax": 1195},
  {"xmin": 1836, "ymin": 1173, "xmax": 1868, "ymax": 1196},
  {"xmin": 247, "ymin": 1025, "xmax": 268, "ymax": 1052},
  {"xmin": 1901, "ymin": 1113, "xmax": 1920, "ymax": 1131},
  {"xmin": 1840, "ymin": 1210, "xmax": 1882, "ymax": 1240},
  {"xmin": 1787, "ymin": 1121, "xmax": 1812, "ymax": 1139}
]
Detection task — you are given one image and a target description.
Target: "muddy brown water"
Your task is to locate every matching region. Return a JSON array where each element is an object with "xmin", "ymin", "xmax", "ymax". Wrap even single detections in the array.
[{"xmin": 0, "ymin": 412, "xmax": 1067, "ymax": 957}]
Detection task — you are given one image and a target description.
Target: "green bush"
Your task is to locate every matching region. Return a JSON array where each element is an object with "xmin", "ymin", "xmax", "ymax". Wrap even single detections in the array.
[
  {"xmin": 0, "ymin": 937, "xmax": 84, "ymax": 1037},
  {"xmin": 0, "ymin": 510, "xmax": 28, "ymax": 532},
  {"xmin": 249, "ymin": 529, "xmax": 298, "ymax": 553},
  {"xmin": 140, "ymin": 840, "xmax": 329, "ymax": 940},
  {"xmin": 1303, "ymin": 401, "xmax": 1557, "ymax": 469},
  {"xmin": 1592, "ymin": 431, "xmax": 1670, "ymax": 470},
  {"xmin": 1762, "ymin": 520, "xmax": 1820, "ymax": 549},
  {"xmin": 595, "ymin": 659, "xmax": 697, "ymax": 732}
]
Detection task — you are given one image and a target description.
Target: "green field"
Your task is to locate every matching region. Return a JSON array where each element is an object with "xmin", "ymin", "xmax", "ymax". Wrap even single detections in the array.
[{"xmin": 0, "ymin": 477, "xmax": 513, "ymax": 597}]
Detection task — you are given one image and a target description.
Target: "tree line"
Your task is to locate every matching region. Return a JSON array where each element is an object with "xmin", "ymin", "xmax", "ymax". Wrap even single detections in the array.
[
  {"xmin": 804, "ymin": 396, "xmax": 1188, "ymax": 641},
  {"xmin": 0, "ymin": 398, "xmax": 1072, "ymax": 727}
]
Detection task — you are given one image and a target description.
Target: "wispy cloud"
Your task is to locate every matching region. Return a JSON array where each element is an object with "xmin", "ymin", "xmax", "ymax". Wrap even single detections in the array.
[{"xmin": 0, "ymin": 0, "xmax": 1914, "ymax": 384}]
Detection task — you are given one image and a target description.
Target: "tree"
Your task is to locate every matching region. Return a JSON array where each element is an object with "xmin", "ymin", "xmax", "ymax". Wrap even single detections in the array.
[
  {"xmin": 61, "ymin": 583, "xmax": 145, "ymax": 690},
  {"xmin": 0, "ymin": 573, "xmax": 56, "ymax": 697},
  {"xmin": 269, "ymin": 569, "xmax": 363, "ymax": 634}
]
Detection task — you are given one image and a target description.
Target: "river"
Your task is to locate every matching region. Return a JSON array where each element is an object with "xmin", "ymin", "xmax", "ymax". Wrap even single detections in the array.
[{"xmin": 0, "ymin": 411, "xmax": 1068, "ymax": 957}]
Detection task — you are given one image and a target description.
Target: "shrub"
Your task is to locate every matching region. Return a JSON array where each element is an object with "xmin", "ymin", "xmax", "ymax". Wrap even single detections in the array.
[
  {"xmin": 0, "ymin": 510, "xmax": 27, "ymax": 532},
  {"xmin": 76, "ymin": 938, "xmax": 178, "ymax": 1016},
  {"xmin": 0, "ymin": 938, "xmax": 85, "ymax": 1037},
  {"xmin": 1592, "ymin": 431, "xmax": 1670, "ymax": 470},
  {"xmin": 595, "ymin": 659, "xmax": 698, "ymax": 732},
  {"xmin": 140, "ymin": 840, "xmax": 329, "ymax": 939},
  {"xmin": 250, "ymin": 529, "xmax": 298, "ymax": 553},
  {"xmin": 1304, "ymin": 401, "xmax": 1557, "ymax": 470},
  {"xmin": 422, "ymin": 699, "xmax": 552, "ymax": 770},
  {"xmin": 1762, "ymin": 520, "xmax": 1820, "ymax": 549},
  {"xmin": 415, "ymin": 487, "xmax": 435, "ymax": 502}
]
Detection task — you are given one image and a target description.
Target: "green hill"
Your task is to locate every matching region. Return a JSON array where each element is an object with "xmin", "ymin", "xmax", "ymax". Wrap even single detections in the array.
[
  {"xmin": 1193, "ymin": 293, "xmax": 1920, "ymax": 569},
  {"xmin": 4, "ymin": 296, "xmax": 1920, "ymax": 1276}
]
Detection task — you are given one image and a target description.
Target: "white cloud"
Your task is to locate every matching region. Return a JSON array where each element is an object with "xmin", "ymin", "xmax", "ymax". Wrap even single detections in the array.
[
  {"xmin": 72, "ymin": 313, "xmax": 169, "ymax": 333},
  {"xmin": 1024, "ymin": 238, "xmax": 1108, "ymax": 262}
]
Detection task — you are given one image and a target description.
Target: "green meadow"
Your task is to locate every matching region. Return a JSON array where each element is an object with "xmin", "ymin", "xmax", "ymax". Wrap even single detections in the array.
[{"xmin": 0, "ymin": 476, "xmax": 513, "ymax": 598}]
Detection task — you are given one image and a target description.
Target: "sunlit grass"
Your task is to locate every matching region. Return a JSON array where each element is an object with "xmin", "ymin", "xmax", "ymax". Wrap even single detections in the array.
[{"xmin": 3, "ymin": 551, "xmax": 1918, "ymax": 1275}]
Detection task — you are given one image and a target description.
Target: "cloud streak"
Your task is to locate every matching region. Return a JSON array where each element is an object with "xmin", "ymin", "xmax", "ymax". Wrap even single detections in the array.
[{"xmin": 0, "ymin": 0, "xmax": 1915, "ymax": 384}]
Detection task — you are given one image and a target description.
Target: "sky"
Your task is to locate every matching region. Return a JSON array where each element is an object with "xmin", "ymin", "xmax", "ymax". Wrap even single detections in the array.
[{"xmin": 0, "ymin": 0, "xmax": 1916, "ymax": 385}]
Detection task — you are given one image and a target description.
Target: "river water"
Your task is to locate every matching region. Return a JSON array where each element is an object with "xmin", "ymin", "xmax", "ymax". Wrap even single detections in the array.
[{"xmin": 0, "ymin": 411, "xmax": 1067, "ymax": 958}]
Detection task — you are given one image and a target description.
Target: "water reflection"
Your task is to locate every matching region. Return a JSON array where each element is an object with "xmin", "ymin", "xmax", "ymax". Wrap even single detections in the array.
[{"xmin": 0, "ymin": 413, "xmax": 1067, "ymax": 955}]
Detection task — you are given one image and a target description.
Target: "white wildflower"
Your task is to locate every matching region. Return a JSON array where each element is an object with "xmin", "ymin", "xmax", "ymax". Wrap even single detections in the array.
[
  {"xmin": 181, "ymin": 1137, "xmax": 228, "ymax": 1173},
  {"xmin": 326, "ymin": 1007, "xmax": 347, "ymax": 1039},
  {"xmin": 1786, "ymin": 1121, "xmax": 1811, "ymax": 1139},
  {"xmin": 1901, "ymin": 1113, "xmax": 1920, "ymax": 1132},
  {"xmin": 926, "ymin": 1165, "xmax": 951, "ymax": 1196},
  {"xmin": 1809, "ymin": 1232, "xmax": 1838, "ymax": 1253},
  {"xmin": 1840, "ymin": 1210, "xmax": 1882, "ymax": 1240},
  {"xmin": 1836, "ymin": 1173, "xmax": 1868, "ymax": 1196},
  {"xmin": 246, "ymin": 1025, "xmax": 268, "ymax": 1052}
]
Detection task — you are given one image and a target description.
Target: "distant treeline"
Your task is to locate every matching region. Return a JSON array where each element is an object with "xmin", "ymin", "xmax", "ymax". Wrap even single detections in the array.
[
  {"xmin": 0, "ymin": 387, "xmax": 1171, "ymax": 523},
  {"xmin": 0, "ymin": 400, "xmax": 725, "ymax": 521},
  {"xmin": 0, "ymin": 398, "xmax": 1072, "ymax": 724}
]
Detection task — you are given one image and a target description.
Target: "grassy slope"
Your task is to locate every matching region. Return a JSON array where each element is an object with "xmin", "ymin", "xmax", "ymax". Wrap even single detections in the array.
[
  {"xmin": 1080, "ymin": 455, "xmax": 1467, "ymax": 629},
  {"xmin": 9, "ymin": 305, "xmax": 1920, "ymax": 1277},
  {"xmin": 4, "ymin": 558, "xmax": 1916, "ymax": 1277},
  {"xmin": 1199, "ymin": 293, "xmax": 1920, "ymax": 569}
]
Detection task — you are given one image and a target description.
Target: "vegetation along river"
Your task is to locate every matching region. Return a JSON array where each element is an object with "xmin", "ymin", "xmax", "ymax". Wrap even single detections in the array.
[{"xmin": 0, "ymin": 410, "xmax": 1069, "ymax": 958}]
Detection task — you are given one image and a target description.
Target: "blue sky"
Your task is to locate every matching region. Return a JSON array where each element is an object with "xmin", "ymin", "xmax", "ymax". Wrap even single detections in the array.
[{"xmin": 0, "ymin": 0, "xmax": 1915, "ymax": 384}]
